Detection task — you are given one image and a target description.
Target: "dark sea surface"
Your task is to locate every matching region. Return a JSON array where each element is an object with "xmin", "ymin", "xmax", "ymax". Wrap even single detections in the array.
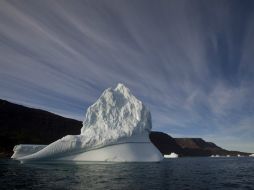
[{"xmin": 0, "ymin": 157, "xmax": 254, "ymax": 190}]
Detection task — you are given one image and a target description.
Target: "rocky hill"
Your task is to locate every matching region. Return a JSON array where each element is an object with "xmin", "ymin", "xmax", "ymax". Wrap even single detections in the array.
[
  {"xmin": 0, "ymin": 99, "xmax": 81, "ymax": 157},
  {"xmin": 149, "ymin": 132, "xmax": 250, "ymax": 157},
  {"xmin": 175, "ymin": 138, "xmax": 250, "ymax": 157},
  {"xmin": 149, "ymin": 131, "xmax": 183, "ymax": 154}
]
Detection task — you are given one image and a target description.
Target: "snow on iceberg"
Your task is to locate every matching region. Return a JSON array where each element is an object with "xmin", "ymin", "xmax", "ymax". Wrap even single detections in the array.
[
  {"xmin": 12, "ymin": 145, "xmax": 47, "ymax": 159},
  {"xmin": 12, "ymin": 83, "xmax": 163, "ymax": 163},
  {"xmin": 164, "ymin": 152, "xmax": 179, "ymax": 158}
]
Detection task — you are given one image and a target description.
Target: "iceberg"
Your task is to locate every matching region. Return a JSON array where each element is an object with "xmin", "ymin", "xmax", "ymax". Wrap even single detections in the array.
[
  {"xmin": 164, "ymin": 152, "xmax": 179, "ymax": 158},
  {"xmin": 210, "ymin": 155, "xmax": 220, "ymax": 158},
  {"xmin": 12, "ymin": 145, "xmax": 47, "ymax": 159},
  {"xmin": 12, "ymin": 83, "xmax": 163, "ymax": 163},
  {"xmin": 249, "ymin": 154, "xmax": 254, "ymax": 157}
]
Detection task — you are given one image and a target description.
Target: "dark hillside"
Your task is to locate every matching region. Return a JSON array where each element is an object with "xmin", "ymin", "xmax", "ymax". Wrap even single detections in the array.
[{"xmin": 0, "ymin": 99, "xmax": 81, "ymax": 157}]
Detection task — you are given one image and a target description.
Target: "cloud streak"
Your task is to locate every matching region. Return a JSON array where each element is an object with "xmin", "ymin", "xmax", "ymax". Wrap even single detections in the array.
[{"xmin": 0, "ymin": 0, "xmax": 254, "ymax": 152}]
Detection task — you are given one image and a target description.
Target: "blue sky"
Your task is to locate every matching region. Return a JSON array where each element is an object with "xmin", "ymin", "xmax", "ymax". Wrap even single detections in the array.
[{"xmin": 0, "ymin": 0, "xmax": 254, "ymax": 152}]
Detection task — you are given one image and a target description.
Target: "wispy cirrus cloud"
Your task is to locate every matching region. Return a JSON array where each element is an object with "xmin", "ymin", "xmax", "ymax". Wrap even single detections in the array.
[{"xmin": 0, "ymin": 0, "xmax": 254, "ymax": 152}]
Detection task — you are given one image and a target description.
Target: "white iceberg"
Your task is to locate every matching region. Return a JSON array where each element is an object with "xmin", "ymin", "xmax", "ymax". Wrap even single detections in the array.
[
  {"xmin": 210, "ymin": 155, "xmax": 220, "ymax": 158},
  {"xmin": 12, "ymin": 145, "xmax": 47, "ymax": 159},
  {"xmin": 12, "ymin": 83, "xmax": 163, "ymax": 163},
  {"xmin": 249, "ymin": 154, "xmax": 254, "ymax": 157},
  {"xmin": 164, "ymin": 152, "xmax": 179, "ymax": 158}
]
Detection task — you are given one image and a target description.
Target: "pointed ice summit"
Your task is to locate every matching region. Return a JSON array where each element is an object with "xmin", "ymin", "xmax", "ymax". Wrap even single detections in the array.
[{"xmin": 12, "ymin": 83, "xmax": 163, "ymax": 162}]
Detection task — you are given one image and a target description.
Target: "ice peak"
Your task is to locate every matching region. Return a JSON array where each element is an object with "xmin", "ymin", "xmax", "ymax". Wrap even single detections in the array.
[
  {"xmin": 115, "ymin": 83, "xmax": 131, "ymax": 95},
  {"xmin": 81, "ymin": 83, "xmax": 151, "ymax": 140}
]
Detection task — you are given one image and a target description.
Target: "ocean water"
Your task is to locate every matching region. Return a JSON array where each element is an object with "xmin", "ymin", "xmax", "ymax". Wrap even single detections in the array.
[{"xmin": 1, "ymin": 157, "xmax": 254, "ymax": 190}]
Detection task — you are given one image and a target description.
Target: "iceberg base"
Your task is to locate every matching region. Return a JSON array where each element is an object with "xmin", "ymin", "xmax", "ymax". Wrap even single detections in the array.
[
  {"xmin": 57, "ymin": 142, "xmax": 163, "ymax": 162},
  {"xmin": 14, "ymin": 142, "xmax": 163, "ymax": 163}
]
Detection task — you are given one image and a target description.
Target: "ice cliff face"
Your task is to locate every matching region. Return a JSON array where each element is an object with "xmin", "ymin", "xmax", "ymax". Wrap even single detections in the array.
[{"xmin": 81, "ymin": 83, "xmax": 151, "ymax": 139}]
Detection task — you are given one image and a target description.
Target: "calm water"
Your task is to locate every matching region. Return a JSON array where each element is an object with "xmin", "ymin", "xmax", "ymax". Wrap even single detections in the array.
[{"xmin": 1, "ymin": 157, "xmax": 254, "ymax": 190}]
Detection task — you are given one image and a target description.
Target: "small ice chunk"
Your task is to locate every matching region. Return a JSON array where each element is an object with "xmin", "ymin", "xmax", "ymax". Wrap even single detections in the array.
[{"xmin": 164, "ymin": 152, "xmax": 179, "ymax": 158}]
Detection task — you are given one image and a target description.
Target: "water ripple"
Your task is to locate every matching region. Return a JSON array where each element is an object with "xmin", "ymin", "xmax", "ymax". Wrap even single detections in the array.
[{"xmin": 0, "ymin": 157, "xmax": 254, "ymax": 190}]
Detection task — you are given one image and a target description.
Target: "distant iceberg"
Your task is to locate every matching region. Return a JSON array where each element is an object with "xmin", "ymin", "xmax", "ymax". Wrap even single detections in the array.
[
  {"xmin": 164, "ymin": 152, "xmax": 179, "ymax": 158},
  {"xmin": 249, "ymin": 154, "xmax": 254, "ymax": 157},
  {"xmin": 210, "ymin": 155, "xmax": 220, "ymax": 157},
  {"xmin": 12, "ymin": 83, "xmax": 163, "ymax": 163}
]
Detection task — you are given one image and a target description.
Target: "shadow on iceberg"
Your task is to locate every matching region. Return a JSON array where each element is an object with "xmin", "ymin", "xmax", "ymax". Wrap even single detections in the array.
[{"xmin": 12, "ymin": 83, "xmax": 163, "ymax": 163}]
